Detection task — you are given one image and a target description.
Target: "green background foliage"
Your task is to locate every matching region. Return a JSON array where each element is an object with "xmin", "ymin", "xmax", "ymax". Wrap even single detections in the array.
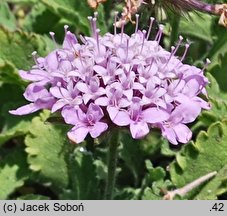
[{"xmin": 0, "ymin": 0, "xmax": 227, "ymax": 200}]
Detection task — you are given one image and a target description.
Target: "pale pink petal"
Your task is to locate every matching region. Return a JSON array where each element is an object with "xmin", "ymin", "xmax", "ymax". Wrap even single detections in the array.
[
  {"xmin": 143, "ymin": 108, "xmax": 170, "ymax": 123},
  {"xmin": 173, "ymin": 124, "xmax": 192, "ymax": 144},
  {"xmin": 51, "ymin": 99, "xmax": 66, "ymax": 112},
  {"xmin": 107, "ymin": 106, "xmax": 119, "ymax": 122},
  {"xmin": 95, "ymin": 97, "xmax": 109, "ymax": 106},
  {"xmin": 50, "ymin": 87, "xmax": 64, "ymax": 99},
  {"xmin": 133, "ymin": 82, "xmax": 145, "ymax": 91},
  {"xmin": 67, "ymin": 126, "xmax": 89, "ymax": 144},
  {"xmin": 83, "ymin": 93, "xmax": 93, "ymax": 104},
  {"xmin": 90, "ymin": 122, "xmax": 108, "ymax": 138},
  {"xmin": 119, "ymin": 98, "xmax": 131, "ymax": 108},
  {"xmin": 9, "ymin": 103, "xmax": 39, "ymax": 115},
  {"xmin": 123, "ymin": 89, "xmax": 133, "ymax": 100},
  {"xmin": 155, "ymin": 88, "xmax": 167, "ymax": 97},
  {"xmin": 59, "ymin": 60, "xmax": 72, "ymax": 72},
  {"xmin": 23, "ymin": 84, "xmax": 48, "ymax": 101},
  {"xmin": 77, "ymin": 108, "xmax": 87, "ymax": 122},
  {"xmin": 130, "ymin": 122, "xmax": 150, "ymax": 139},
  {"xmin": 19, "ymin": 70, "xmax": 45, "ymax": 81},
  {"xmin": 93, "ymin": 65, "xmax": 107, "ymax": 76},
  {"xmin": 174, "ymin": 97, "xmax": 201, "ymax": 123},
  {"xmin": 60, "ymin": 87, "xmax": 71, "ymax": 98},
  {"xmin": 61, "ymin": 107, "xmax": 79, "ymax": 125},
  {"xmin": 183, "ymin": 78, "xmax": 200, "ymax": 96},
  {"xmin": 45, "ymin": 51, "xmax": 59, "ymax": 71},
  {"xmin": 102, "ymin": 75, "xmax": 111, "ymax": 85},
  {"xmin": 87, "ymin": 103, "xmax": 104, "ymax": 121},
  {"xmin": 161, "ymin": 127, "xmax": 178, "ymax": 145},
  {"xmin": 63, "ymin": 31, "xmax": 77, "ymax": 49},
  {"xmin": 76, "ymin": 82, "xmax": 89, "ymax": 93},
  {"xmin": 115, "ymin": 68, "xmax": 124, "ymax": 75},
  {"xmin": 107, "ymin": 106, "xmax": 131, "ymax": 126},
  {"xmin": 194, "ymin": 97, "xmax": 211, "ymax": 110}
]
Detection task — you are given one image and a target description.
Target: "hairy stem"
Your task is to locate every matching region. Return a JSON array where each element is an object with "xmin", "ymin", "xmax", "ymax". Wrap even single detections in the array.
[
  {"xmin": 104, "ymin": 129, "xmax": 119, "ymax": 200},
  {"xmin": 163, "ymin": 171, "xmax": 217, "ymax": 200}
]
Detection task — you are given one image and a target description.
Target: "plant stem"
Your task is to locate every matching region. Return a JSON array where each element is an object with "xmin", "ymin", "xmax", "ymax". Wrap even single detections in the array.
[
  {"xmin": 163, "ymin": 171, "xmax": 217, "ymax": 200},
  {"xmin": 104, "ymin": 129, "xmax": 119, "ymax": 200}
]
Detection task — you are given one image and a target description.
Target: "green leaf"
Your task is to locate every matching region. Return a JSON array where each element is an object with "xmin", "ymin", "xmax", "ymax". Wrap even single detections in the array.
[
  {"xmin": 23, "ymin": 3, "xmax": 60, "ymax": 35},
  {"xmin": 0, "ymin": 1, "xmax": 16, "ymax": 30},
  {"xmin": 192, "ymin": 73, "xmax": 227, "ymax": 132},
  {"xmin": 0, "ymin": 103, "xmax": 33, "ymax": 146},
  {"xmin": 40, "ymin": 0, "xmax": 90, "ymax": 35},
  {"xmin": 0, "ymin": 27, "xmax": 49, "ymax": 70},
  {"xmin": 142, "ymin": 187, "xmax": 162, "ymax": 200},
  {"xmin": 115, "ymin": 187, "xmax": 140, "ymax": 200},
  {"xmin": 119, "ymin": 130, "xmax": 166, "ymax": 186},
  {"xmin": 194, "ymin": 165, "xmax": 227, "ymax": 200},
  {"xmin": 145, "ymin": 160, "xmax": 166, "ymax": 182},
  {"xmin": 138, "ymin": 160, "xmax": 173, "ymax": 200},
  {"xmin": 94, "ymin": 159, "xmax": 107, "ymax": 181},
  {"xmin": 60, "ymin": 148, "xmax": 100, "ymax": 200},
  {"xmin": 17, "ymin": 194, "xmax": 50, "ymax": 200},
  {"xmin": 0, "ymin": 58, "xmax": 25, "ymax": 85},
  {"xmin": 6, "ymin": 0, "xmax": 37, "ymax": 4},
  {"xmin": 160, "ymin": 139, "xmax": 177, "ymax": 157},
  {"xmin": 178, "ymin": 12, "xmax": 213, "ymax": 43},
  {"xmin": 170, "ymin": 120, "xmax": 227, "ymax": 199},
  {"xmin": 206, "ymin": 73, "xmax": 227, "ymax": 100},
  {"xmin": 96, "ymin": 4, "xmax": 108, "ymax": 34},
  {"xmin": 0, "ymin": 149, "xmax": 29, "ymax": 199},
  {"xmin": 209, "ymin": 53, "xmax": 227, "ymax": 93},
  {"xmin": 206, "ymin": 19, "xmax": 227, "ymax": 62},
  {"xmin": 25, "ymin": 113, "xmax": 70, "ymax": 190}
]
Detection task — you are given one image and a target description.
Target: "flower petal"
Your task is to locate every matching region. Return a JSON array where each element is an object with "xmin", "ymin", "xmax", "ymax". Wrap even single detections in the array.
[
  {"xmin": 174, "ymin": 95, "xmax": 201, "ymax": 123},
  {"xmin": 9, "ymin": 103, "xmax": 39, "ymax": 115},
  {"xmin": 61, "ymin": 107, "xmax": 79, "ymax": 125},
  {"xmin": 63, "ymin": 31, "xmax": 77, "ymax": 49},
  {"xmin": 90, "ymin": 122, "xmax": 108, "ymax": 138},
  {"xmin": 161, "ymin": 126, "xmax": 178, "ymax": 145},
  {"xmin": 174, "ymin": 124, "xmax": 192, "ymax": 144},
  {"xmin": 76, "ymin": 82, "xmax": 89, "ymax": 93},
  {"xmin": 19, "ymin": 70, "xmax": 46, "ymax": 81},
  {"xmin": 51, "ymin": 99, "xmax": 66, "ymax": 112},
  {"xmin": 87, "ymin": 103, "xmax": 104, "ymax": 121},
  {"xmin": 130, "ymin": 122, "xmax": 149, "ymax": 139},
  {"xmin": 107, "ymin": 106, "xmax": 131, "ymax": 126},
  {"xmin": 95, "ymin": 97, "xmax": 109, "ymax": 106},
  {"xmin": 143, "ymin": 108, "xmax": 170, "ymax": 123},
  {"xmin": 67, "ymin": 126, "xmax": 89, "ymax": 144}
]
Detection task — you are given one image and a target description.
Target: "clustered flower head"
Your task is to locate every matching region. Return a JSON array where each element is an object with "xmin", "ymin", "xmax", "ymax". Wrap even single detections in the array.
[{"xmin": 10, "ymin": 13, "xmax": 210, "ymax": 144}]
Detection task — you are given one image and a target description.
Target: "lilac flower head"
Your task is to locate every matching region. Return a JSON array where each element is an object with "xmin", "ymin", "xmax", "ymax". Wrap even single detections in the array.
[{"xmin": 10, "ymin": 14, "xmax": 210, "ymax": 144}]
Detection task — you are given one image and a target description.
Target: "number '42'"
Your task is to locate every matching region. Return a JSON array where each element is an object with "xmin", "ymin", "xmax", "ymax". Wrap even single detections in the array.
[{"xmin": 211, "ymin": 203, "xmax": 224, "ymax": 211}]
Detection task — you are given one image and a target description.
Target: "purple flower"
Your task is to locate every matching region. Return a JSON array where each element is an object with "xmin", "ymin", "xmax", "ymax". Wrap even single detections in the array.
[
  {"xmin": 159, "ymin": 104, "xmax": 193, "ymax": 145},
  {"xmin": 50, "ymin": 80, "xmax": 82, "ymax": 112},
  {"xmin": 109, "ymin": 97, "xmax": 170, "ymax": 139},
  {"xmin": 10, "ymin": 15, "xmax": 210, "ymax": 144},
  {"xmin": 62, "ymin": 103, "xmax": 108, "ymax": 143},
  {"xmin": 9, "ymin": 84, "xmax": 55, "ymax": 115}
]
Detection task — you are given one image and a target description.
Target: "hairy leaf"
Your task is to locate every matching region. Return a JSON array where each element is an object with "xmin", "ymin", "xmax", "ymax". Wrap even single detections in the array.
[
  {"xmin": 170, "ymin": 120, "xmax": 227, "ymax": 199},
  {"xmin": 0, "ymin": 149, "xmax": 29, "ymax": 199},
  {"xmin": 0, "ymin": 1, "xmax": 16, "ymax": 30},
  {"xmin": 0, "ymin": 27, "xmax": 49, "ymax": 70},
  {"xmin": 25, "ymin": 113, "xmax": 70, "ymax": 190},
  {"xmin": 60, "ymin": 148, "xmax": 100, "ymax": 200}
]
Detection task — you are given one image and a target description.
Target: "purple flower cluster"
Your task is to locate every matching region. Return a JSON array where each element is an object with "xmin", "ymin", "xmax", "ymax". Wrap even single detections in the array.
[{"xmin": 10, "ymin": 15, "xmax": 210, "ymax": 144}]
